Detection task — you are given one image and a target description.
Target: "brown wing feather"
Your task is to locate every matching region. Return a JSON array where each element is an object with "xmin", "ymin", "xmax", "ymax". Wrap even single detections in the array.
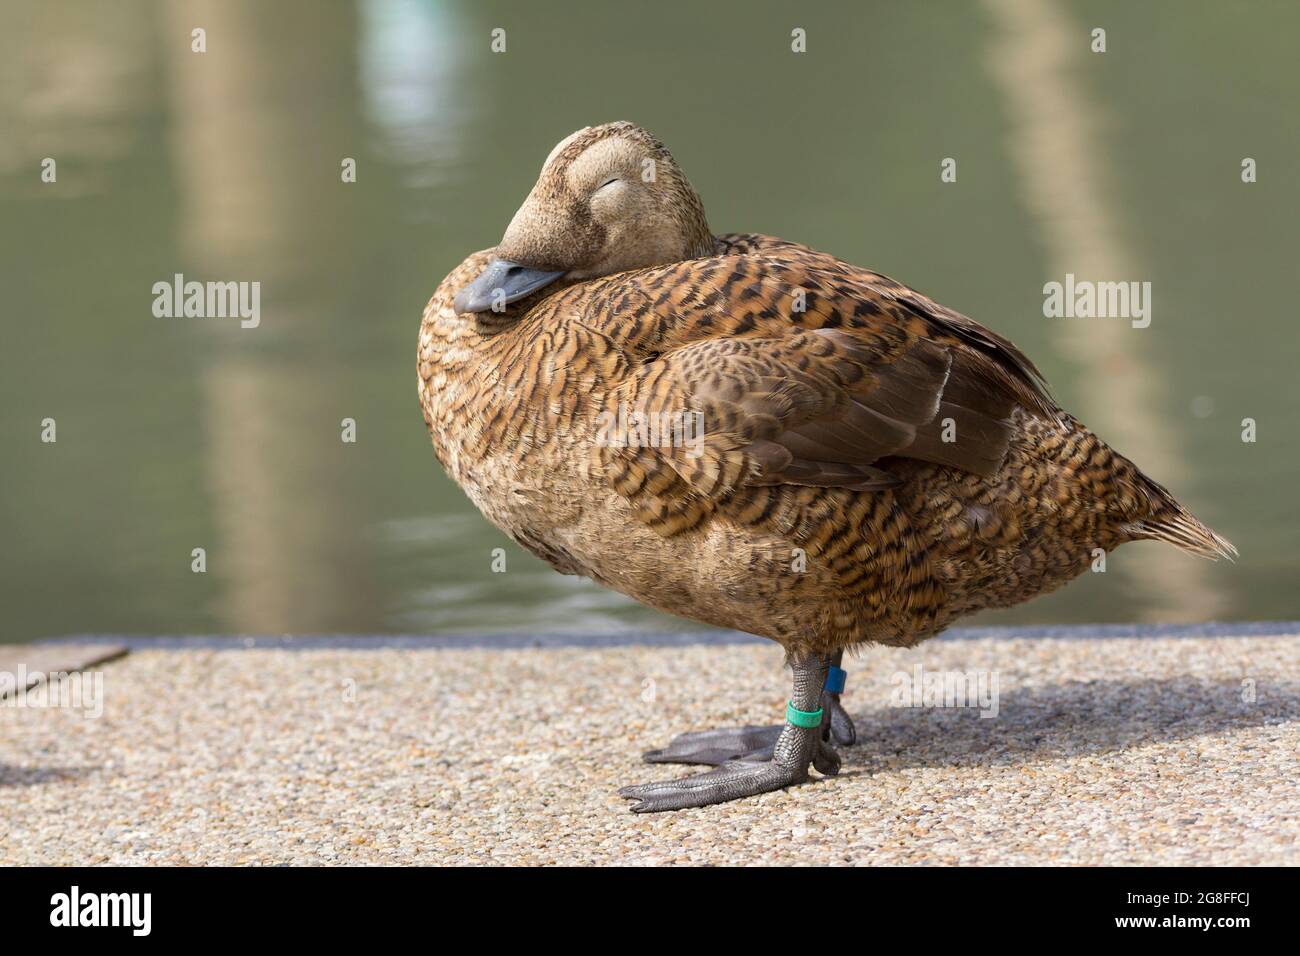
[{"xmin": 580, "ymin": 235, "xmax": 1059, "ymax": 536}]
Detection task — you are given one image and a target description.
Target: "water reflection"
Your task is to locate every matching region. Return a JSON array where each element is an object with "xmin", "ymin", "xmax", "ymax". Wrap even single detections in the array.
[
  {"xmin": 359, "ymin": 0, "xmax": 476, "ymax": 192},
  {"xmin": 0, "ymin": 0, "xmax": 155, "ymax": 196},
  {"xmin": 982, "ymin": 0, "xmax": 1225, "ymax": 622},
  {"xmin": 162, "ymin": 0, "xmax": 380, "ymax": 633},
  {"xmin": 2, "ymin": 0, "xmax": 1295, "ymax": 642}
]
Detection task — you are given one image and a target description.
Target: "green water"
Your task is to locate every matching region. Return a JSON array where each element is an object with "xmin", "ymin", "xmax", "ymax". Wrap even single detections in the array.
[{"xmin": 2, "ymin": 0, "xmax": 1297, "ymax": 643}]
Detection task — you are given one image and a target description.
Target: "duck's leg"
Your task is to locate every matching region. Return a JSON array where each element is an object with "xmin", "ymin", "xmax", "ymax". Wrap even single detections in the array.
[
  {"xmin": 640, "ymin": 649, "xmax": 855, "ymax": 767},
  {"xmin": 619, "ymin": 652, "xmax": 840, "ymax": 812},
  {"xmin": 824, "ymin": 650, "xmax": 856, "ymax": 746}
]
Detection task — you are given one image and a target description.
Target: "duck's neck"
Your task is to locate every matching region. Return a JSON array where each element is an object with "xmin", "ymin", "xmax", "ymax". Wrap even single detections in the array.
[
  {"xmin": 662, "ymin": 166, "xmax": 714, "ymax": 261},
  {"xmin": 435, "ymin": 229, "xmax": 725, "ymax": 344}
]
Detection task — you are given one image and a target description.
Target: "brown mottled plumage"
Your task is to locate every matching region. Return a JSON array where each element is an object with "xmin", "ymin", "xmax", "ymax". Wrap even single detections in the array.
[
  {"xmin": 418, "ymin": 122, "xmax": 1235, "ymax": 809},
  {"xmin": 420, "ymin": 122, "xmax": 1232, "ymax": 655}
]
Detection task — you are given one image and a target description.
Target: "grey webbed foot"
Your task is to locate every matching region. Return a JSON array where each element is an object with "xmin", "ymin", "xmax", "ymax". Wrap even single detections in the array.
[
  {"xmin": 620, "ymin": 744, "xmax": 838, "ymax": 813},
  {"xmin": 641, "ymin": 690, "xmax": 854, "ymax": 766},
  {"xmin": 621, "ymin": 653, "xmax": 837, "ymax": 812},
  {"xmin": 642, "ymin": 725, "xmax": 779, "ymax": 766}
]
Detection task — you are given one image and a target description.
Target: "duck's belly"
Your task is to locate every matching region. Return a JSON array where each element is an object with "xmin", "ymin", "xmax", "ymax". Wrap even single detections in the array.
[
  {"xmin": 527, "ymin": 492, "xmax": 839, "ymax": 643},
  {"xmin": 440, "ymin": 413, "xmax": 1118, "ymax": 655},
  {"xmin": 481, "ymin": 471, "xmax": 914, "ymax": 651}
]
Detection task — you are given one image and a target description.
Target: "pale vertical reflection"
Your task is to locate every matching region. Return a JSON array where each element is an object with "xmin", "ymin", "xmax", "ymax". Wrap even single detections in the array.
[
  {"xmin": 0, "ymin": 0, "xmax": 154, "ymax": 196},
  {"xmin": 358, "ymin": 0, "xmax": 475, "ymax": 185},
  {"xmin": 163, "ymin": 0, "xmax": 375, "ymax": 633},
  {"xmin": 982, "ymin": 0, "xmax": 1225, "ymax": 620}
]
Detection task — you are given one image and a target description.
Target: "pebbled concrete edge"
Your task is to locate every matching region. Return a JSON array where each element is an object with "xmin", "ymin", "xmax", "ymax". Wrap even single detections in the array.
[
  {"xmin": 0, "ymin": 643, "xmax": 129, "ymax": 699},
  {"xmin": 39, "ymin": 620, "xmax": 1300, "ymax": 651}
]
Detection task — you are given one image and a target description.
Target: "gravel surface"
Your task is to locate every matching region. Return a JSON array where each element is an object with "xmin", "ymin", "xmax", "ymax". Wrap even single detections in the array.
[{"xmin": 2, "ymin": 635, "xmax": 1297, "ymax": 865}]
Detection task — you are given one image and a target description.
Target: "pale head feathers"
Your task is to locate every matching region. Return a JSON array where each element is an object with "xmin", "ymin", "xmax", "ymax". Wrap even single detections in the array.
[{"xmin": 495, "ymin": 122, "xmax": 714, "ymax": 280}]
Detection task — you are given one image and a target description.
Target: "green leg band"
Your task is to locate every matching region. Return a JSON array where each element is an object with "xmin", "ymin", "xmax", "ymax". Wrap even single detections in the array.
[{"xmin": 786, "ymin": 700, "xmax": 824, "ymax": 728}]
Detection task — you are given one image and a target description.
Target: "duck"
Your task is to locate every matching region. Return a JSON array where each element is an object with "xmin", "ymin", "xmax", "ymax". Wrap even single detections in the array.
[{"xmin": 418, "ymin": 121, "xmax": 1236, "ymax": 812}]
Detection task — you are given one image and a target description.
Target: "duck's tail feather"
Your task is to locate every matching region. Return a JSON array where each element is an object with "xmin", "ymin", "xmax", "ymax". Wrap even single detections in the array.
[{"xmin": 1127, "ymin": 474, "xmax": 1238, "ymax": 561}]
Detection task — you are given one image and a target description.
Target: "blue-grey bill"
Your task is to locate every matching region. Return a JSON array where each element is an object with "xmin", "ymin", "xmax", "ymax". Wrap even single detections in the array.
[{"xmin": 453, "ymin": 258, "xmax": 565, "ymax": 314}]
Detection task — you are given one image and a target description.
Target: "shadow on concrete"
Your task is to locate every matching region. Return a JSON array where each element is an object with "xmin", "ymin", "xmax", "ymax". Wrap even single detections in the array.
[
  {"xmin": 843, "ymin": 676, "xmax": 1298, "ymax": 773},
  {"xmin": 0, "ymin": 764, "xmax": 102, "ymax": 788}
]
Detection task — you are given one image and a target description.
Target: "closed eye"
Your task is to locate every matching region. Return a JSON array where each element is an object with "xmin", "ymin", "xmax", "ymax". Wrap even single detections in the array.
[{"xmin": 595, "ymin": 177, "xmax": 620, "ymax": 192}]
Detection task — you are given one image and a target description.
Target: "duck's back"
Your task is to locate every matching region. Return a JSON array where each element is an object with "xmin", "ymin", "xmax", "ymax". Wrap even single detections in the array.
[{"xmin": 419, "ymin": 235, "xmax": 1233, "ymax": 651}]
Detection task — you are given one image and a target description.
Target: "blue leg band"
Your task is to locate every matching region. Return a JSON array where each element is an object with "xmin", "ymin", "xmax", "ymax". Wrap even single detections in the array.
[{"xmin": 824, "ymin": 666, "xmax": 847, "ymax": 694}]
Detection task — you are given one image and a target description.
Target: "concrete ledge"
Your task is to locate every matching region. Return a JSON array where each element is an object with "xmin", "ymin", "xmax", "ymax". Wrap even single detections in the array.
[
  {"xmin": 3, "ymin": 632, "xmax": 1296, "ymax": 864},
  {"xmin": 0, "ymin": 643, "xmax": 127, "ymax": 700},
  {"xmin": 47, "ymin": 619, "xmax": 1300, "ymax": 650}
]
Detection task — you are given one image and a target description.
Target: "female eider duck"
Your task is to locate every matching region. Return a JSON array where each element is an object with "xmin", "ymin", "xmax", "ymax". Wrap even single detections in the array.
[{"xmin": 418, "ymin": 121, "xmax": 1235, "ymax": 812}]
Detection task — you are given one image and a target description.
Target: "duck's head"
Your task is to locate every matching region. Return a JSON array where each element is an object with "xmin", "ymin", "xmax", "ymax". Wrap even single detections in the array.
[{"xmin": 454, "ymin": 122, "xmax": 713, "ymax": 314}]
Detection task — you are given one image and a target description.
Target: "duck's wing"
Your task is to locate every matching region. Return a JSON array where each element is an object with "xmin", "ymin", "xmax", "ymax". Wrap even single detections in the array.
[
  {"xmin": 716, "ymin": 235, "xmax": 1057, "ymax": 419},
  {"xmin": 593, "ymin": 249, "xmax": 1058, "ymax": 537}
]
